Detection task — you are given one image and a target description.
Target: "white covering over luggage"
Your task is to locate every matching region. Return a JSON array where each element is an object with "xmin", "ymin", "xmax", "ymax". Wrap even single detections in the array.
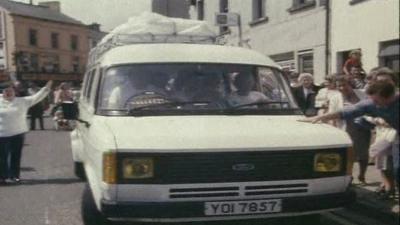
[{"xmin": 100, "ymin": 12, "xmax": 216, "ymax": 44}]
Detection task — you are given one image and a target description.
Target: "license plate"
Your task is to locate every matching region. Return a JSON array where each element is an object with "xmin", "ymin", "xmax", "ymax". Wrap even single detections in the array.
[{"xmin": 204, "ymin": 199, "xmax": 282, "ymax": 216}]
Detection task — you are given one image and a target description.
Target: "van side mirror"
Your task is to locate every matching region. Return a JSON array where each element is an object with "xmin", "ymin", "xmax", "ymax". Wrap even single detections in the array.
[{"xmin": 61, "ymin": 102, "xmax": 79, "ymax": 120}]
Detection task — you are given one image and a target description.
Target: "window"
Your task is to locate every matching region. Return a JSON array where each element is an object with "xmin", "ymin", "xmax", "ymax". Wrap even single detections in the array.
[
  {"xmin": 288, "ymin": 0, "xmax": 316, "ymax": 12},
  {"xmin": 270, "ymin": 52, "xmax": 295, "ymax": 72},
  {"xmin": 197, "ymin": 0, "xmax": 204, "ymax": 20},
  {"xmin": 29, "ymin": 29, "xmax": 38, "ymax": 46},
  {"xmin": 71, "ymin": 35, "xmax": 79, "ymax": 50},
  {"xmin": 0, "ymin": 42, "xmax": 4, "ymax": 69},
  {"xmin": 349, "ymin": 0, "xmax": 369, "ymax": 5},
  {"xmin": 42, "ymin": 54, "xmax": 59, "ymax": 73},
  {"xmin": 72, "ymin": 56, "xmax": 80, "ymax": 73},
  {"xmin": 51, "ymin": 32, "xmax": 59, "ymax": 49},
  {"xmin": 30, "ymin": 53, "xmax": 39, "ymax": 72},
  {"xmin": 379, "ymin": 39, "xmax": 400, "ymax": 73},
  {"xmin": 298, "ymin": 52, "xmax": 314, "ymax": 74},
  {"xmin": 0, "ymin": 11, "xmax": 4, "ymax": 39},
  {"xmin": 98, "ymin": 63, "xmax": 299, "ymax": 115},
  {"xmin": 219, "ymin": 0, "xmax": 229, "ymax": 34},
  {"xmin": 252, "ymin": 0, "xmax": 266, "ymax": 20}
]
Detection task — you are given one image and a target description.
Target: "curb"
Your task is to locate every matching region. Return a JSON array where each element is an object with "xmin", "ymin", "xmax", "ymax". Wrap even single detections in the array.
[{"xmin": 350, "ymin": 186, "xmax": 399, "ymax": 224}]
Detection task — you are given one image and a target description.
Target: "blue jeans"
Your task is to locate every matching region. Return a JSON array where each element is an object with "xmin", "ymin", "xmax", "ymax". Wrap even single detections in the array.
[{"xmin": 0, "ymin": 134, "xmax": 25, "ymax": 179}]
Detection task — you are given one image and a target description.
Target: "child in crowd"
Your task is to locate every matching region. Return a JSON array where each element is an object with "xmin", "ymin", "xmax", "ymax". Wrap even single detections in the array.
[{"xmin": 343, "ymin": 49, "xmax": 364, "ymax": 76}]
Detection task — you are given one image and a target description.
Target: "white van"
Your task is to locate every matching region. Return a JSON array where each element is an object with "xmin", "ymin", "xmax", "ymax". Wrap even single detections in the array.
[{"xmin": 70, "ymin": 34, "xmax": 355, "ymax": 225}]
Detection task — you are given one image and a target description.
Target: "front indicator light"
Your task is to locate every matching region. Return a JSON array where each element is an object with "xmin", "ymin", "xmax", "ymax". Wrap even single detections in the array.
[
  {"xmin": 103, "ymin": 152, "xmax": 117, "ymax": 184},
  {"xmin": 122, "ymin": 158, "xmax": 154, "ymax": 179},
  {"xmin": 314, "ymin": 153, "xmax": 341, "ymax": 172}
]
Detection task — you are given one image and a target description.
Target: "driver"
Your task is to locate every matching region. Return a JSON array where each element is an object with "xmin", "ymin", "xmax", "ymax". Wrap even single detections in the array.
[{"xmin": 227, "ymin": 73, "xmax": 269, "ymax": 107}]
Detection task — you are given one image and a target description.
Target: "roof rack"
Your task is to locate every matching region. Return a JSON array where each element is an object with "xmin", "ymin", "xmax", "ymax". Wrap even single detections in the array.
[{"xmin": 88, "ymin": 33, "xmax": 218, "ymax": 66}]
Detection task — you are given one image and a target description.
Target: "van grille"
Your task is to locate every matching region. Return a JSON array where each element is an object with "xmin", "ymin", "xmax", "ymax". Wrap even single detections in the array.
[
  {"xmin": 169, "ymin": 183, "xmax": 309, "ymax": 199},
  {"xmin": 118, "ymin": 150, "xmax": 346, "ymax": 184}
]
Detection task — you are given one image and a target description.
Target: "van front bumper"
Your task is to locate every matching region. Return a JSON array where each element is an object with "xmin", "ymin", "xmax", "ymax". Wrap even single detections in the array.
[{"xmin": 101, "ymin": 190, "xmax": 355, "ymax": 221}]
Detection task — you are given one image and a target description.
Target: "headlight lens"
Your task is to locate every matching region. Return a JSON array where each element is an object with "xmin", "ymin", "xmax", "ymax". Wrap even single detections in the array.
[
  {"xmin": 122, "ymin": 158, "xmax": 154, "ymax": 179},
  {"xmin": 314, "ymin": 153, "xmax": 341, "ymax": 172}
]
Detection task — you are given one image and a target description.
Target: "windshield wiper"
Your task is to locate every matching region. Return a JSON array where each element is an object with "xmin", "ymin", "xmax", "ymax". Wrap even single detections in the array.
[
  {"xmin": 229, "ymin": 101, "xmax": 290, "ymax": 109},
  {"xmin": 127, "ymin": 101, "xmax": 211, "ymax": 113}
]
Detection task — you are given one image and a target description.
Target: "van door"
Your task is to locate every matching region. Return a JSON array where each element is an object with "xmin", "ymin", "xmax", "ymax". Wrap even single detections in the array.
[{"xmin": 78, "ymin": 67, "xmax": 101, "ymax": 183}]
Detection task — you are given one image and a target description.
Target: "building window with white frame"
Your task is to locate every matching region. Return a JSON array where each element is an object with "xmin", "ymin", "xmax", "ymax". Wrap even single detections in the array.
[{"xmin": 298, "ymin": 52, "xmax": 314, "ymax": 74}]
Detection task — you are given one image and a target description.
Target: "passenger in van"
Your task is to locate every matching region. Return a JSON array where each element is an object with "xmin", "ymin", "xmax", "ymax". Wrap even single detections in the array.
[
  {"xmin": 191, "ymin": 73, "xmax": 226, "ymax": 106},
  {"xmin": 172, "ymin": 71, "xmax": 199, "ymax": 101},
  {"xmin": 227, "ymin": 73, "xmax": 269, "ymax": 107},
  {"xmin": 145, "ymin": 72, "xmax": 170, "ymax": 96}
]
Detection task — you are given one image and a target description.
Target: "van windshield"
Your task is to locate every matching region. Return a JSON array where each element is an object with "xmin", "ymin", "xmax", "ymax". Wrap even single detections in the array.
[{"xmin": 98, "ymin": 64, "xmax": 301, "ymax": 116}]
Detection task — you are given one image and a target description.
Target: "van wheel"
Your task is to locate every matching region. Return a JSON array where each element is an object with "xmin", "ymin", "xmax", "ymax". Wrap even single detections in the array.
[
  {"xmin": 74, "ymin": 162, "xmax": 86, "ymax": 180},
  {"xmin": 82, "ymin": 185, "xmax": 111, "ymax": 225}
]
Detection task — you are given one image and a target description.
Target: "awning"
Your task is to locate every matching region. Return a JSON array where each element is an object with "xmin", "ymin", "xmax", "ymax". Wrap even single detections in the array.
[{"xmin": 379, "ymin": 43, "xmax": 400, "ymax": 57}]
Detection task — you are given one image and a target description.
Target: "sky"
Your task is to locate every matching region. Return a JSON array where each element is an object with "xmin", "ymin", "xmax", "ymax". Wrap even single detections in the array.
[{"xmin": 13, "ymin": 0, "xmax": 153, "ymax": 31}]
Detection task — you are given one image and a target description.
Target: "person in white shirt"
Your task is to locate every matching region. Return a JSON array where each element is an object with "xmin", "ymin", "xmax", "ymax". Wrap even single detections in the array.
[
  {"xmin": 315, "ymin": 75, "xmax": 340, "ymax": 116},
  {"xmin": 227, "ymin": 73, "xmax": 269, "ymax": 107},
  {"xmin": 0, "ymin": 80, "xmax": 52, "ymax": 184},
  {"xmin": 327, "ymin": 76, "xmax": 370, "ymax": 184}
]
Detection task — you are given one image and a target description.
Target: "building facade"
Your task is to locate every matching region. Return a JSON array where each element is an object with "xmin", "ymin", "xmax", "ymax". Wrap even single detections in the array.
[
  {"xmin": 152, "ymin": 0, "xmax": 190, "ymax": 19},
  {"xmin": 190, "ymin": 0, "xmax": 329, "ymax": 83},
  {"xmin": 331, "ymin": 0, "xmax": 399, "ymax": 74},
  {"xmin": 189, "ymin": 0, "xmax": 399, "ymax": 83},
  {"xmin": 0, "ymin": 0, "xmax": 91, "ymax": 82}
]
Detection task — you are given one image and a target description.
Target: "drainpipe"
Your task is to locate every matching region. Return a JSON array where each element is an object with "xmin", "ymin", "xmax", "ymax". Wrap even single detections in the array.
[{"xmin": 325, "ymin": 0, "xmax": 331, "ymax": 75}]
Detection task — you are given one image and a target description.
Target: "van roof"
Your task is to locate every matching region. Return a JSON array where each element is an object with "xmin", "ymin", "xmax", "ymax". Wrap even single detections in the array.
[{"xmin": 98, "ymin": 44, "xmax": 280, "ymax": 69}]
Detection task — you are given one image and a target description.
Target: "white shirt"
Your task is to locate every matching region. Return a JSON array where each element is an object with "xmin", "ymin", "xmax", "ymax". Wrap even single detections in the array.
[
  {"xmin": 0, "ymin": 87, "xmax": 50, "ymax": 137},
  {"xmin": 328, "ymin": 89, "xmax": 367, "ymax": 130}
]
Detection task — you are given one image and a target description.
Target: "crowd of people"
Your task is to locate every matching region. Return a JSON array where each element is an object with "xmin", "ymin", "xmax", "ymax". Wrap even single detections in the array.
[{"xmin": 292, "ymin": 50, "xmax": 398, "ymax": 201}]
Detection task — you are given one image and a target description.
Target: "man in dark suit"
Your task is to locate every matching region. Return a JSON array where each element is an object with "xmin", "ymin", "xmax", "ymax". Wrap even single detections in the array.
[{"xmin": 291, "ymin": 73, "xmax": 321, "ymax": 116}]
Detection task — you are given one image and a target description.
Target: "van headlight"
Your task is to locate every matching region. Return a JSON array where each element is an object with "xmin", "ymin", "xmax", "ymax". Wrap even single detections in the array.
[
  {"xmin": 122, "ymin": 158, "xmax": 154, "ymax": 179},
  {"xmin": 314, "ymin": 153, "xmax": 341, "ymax": 172}
]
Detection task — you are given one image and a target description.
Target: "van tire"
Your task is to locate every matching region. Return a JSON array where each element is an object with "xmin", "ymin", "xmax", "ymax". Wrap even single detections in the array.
[
  {"xmin": 74, "ymin": 162, "xmax": 86, "ymax": 180},
  {"xmin": 81, "ymin": 184, "xmax": 111, "ymax": 225}
]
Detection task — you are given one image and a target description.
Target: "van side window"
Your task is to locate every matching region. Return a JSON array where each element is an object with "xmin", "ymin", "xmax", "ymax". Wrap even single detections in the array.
[
  {"xmin": 258, "ymin": 67, "xmax": 290, "ymax": 104},
  {"xmin": 84, "ymin": 69, "xmax": 96, "ymax": 102},
  {"xmin": 80, "ymin": 71, "xmax": 90, "ymax": 102},
  {"xmin": 89, "ymin": 68, "xmax": 102, "ymax": 107}
]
